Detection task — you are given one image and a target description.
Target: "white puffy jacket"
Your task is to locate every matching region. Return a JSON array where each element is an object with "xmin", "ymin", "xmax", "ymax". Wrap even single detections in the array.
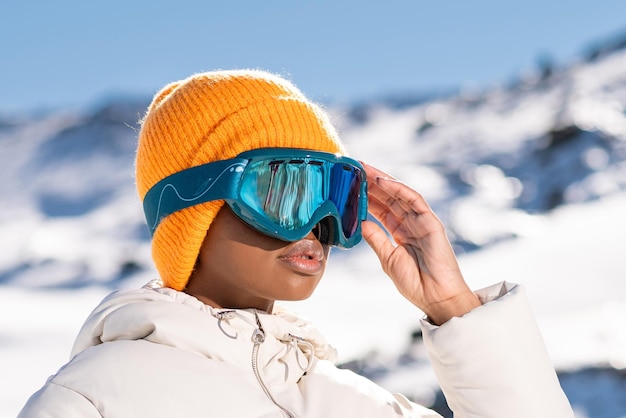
[{"xmin": 18, "ymin": 281, "xmax": 573, "ymax": 417}]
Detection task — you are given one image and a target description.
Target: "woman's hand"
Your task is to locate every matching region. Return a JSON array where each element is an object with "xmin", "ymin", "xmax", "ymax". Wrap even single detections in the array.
[{"xmin": 361, "ymin": 162, "xmax": 481, "ymax": 325}]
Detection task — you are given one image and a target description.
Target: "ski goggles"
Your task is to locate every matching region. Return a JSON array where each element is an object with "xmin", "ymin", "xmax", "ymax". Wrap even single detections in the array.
[{"xmin": 143, "ymin": 148, "xmax": 368, "ymax": 248}]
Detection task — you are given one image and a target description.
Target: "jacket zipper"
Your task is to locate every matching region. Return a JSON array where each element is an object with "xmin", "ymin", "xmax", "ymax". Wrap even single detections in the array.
[{"xmin": 252, "ymin": 313, "xmax": 295, "ymax": 418}]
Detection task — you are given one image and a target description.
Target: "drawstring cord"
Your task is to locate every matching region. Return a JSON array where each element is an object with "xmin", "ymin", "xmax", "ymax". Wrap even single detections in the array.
[
  {"xmin": 285, "ymin": 333, "xmax": 315, "ymax": 373},
  {"xmin": 213, "ymin": 310, "xmax": 316, "ymax": 373},
  {"xmin": 214, "ymin": 309, "xmax": 238, "ymax": 339}
]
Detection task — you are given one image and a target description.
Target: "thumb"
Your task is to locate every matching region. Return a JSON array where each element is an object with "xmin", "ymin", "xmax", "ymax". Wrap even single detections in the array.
[{"xmin": 361, "ymin": 220, "xmax": 395, "ymax": 267}]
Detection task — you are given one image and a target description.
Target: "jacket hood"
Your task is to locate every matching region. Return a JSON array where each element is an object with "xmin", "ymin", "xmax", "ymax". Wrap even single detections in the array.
[{"xmin": 71, "ymin": 284, "xmax": 338, "ymax": 365}]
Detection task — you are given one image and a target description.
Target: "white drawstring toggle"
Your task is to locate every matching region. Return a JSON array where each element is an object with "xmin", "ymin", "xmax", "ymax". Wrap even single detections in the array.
[
  {"xmin": 214, "ymin": 310, "xmax": 238, "ymax": 339},
  {"xmin": 286, "ymin": 333, "xmax": 315, "ymax": 373}
]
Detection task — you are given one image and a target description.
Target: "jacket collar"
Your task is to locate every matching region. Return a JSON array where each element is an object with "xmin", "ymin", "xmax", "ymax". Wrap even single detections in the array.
[{"xmin": 71, "ymin": 284, "xmax": 338, "ymax": 366}]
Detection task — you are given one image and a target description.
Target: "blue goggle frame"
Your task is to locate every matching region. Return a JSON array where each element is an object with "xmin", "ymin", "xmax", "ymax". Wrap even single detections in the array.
[{"xmin": 143, "ymin": 148, "xmax": 368, "ymax": 248}]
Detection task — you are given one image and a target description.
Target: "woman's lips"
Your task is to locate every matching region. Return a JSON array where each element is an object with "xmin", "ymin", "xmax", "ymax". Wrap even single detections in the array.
[{"xmin": 277, "ymin": 240, "xmax": 325, "ymax": 275}]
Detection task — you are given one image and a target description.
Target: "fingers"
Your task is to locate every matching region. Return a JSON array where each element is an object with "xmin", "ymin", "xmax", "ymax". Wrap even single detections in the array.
[
  {"xmin": 362, "ymin": 162, "xmax": 443, "ymax": 240},
  {"xmin": 366, "ymin": 165, "xmax": 432, "ymax": 210},
  {"xmin": 363, "ymin": 163, "xmax": 431, "ymax": 214},
  {"xmin": 359, "ymin": 162, "xmax": 476, "ymax": 322}
]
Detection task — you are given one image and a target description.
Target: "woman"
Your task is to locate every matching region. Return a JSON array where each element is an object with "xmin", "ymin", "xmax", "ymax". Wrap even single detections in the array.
[{"xmin": 18, "ymin": 70, "xmax": 573, "ymax": 417}]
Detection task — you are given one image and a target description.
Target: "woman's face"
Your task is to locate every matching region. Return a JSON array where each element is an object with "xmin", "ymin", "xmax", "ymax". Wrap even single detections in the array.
[{"xmin": 184, "ymin": 206, "xmax": 330, "ymax": 312}]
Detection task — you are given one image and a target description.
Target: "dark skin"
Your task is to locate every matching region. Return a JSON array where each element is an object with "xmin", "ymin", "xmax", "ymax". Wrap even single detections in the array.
[
  {"xmin": 185, "ymin": 163, "xmax": 481, "ymax": 325},
  {"xmin": 185, "ymin": 206, "xmax": 330, "ymax": 313},
  {"xmin": 361, "ymin": 163, "xmax": 481, "ymax": 325}
]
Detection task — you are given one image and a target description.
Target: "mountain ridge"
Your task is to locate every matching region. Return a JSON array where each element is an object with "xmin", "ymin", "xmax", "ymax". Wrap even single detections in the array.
[{"xmin": 1, "ymin": 38, "xmax": 625, "ymax": 288}]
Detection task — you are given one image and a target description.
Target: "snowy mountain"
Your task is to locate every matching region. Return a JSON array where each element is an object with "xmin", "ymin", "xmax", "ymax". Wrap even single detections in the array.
[
  {"xmin": 2, "ymin": 35, "xmax": 626, "ymax": 417},
  {"xmin": 333, "ymin": 44, "xmax": 626, "ymax": 252},
  {"xmin": 0, "ymin": 99, "xmax": 151, "ymax": 288},
  {"xmin": 2, "ymin": 43, "xmax": 626, "ymax": 287}
]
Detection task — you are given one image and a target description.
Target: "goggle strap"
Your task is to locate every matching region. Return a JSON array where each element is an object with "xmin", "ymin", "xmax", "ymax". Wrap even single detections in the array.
[{"xmin": 143, "ymin": 158, "xmax": 248, "ymax": 236}]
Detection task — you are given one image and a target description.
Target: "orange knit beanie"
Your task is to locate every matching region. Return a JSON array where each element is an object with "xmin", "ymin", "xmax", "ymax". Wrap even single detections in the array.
[{"xmin": 136, "ymin": 69, "xmax": 345, "ymax": 290}]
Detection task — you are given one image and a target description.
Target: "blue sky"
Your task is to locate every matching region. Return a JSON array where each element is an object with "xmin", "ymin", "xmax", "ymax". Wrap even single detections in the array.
[{"xmin": 1, "ymin": 1, "xmax": 625, "ymax": 113}]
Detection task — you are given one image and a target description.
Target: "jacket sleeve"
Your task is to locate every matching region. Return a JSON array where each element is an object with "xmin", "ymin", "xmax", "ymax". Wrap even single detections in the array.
[
  {"xmin": 18, "ymin": 382, "xmax": 102, "ymax": 418},
  {"xmin": 420, "ymin": 282, "xmax": 574, "ymax": 418}
]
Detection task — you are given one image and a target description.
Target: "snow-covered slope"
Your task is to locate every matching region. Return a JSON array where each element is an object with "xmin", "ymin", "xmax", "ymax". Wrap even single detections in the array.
[
  {"xmin": 2, "ymin": 39, "xmax": 626, "ymax": 418},
  {"xmin": 2, "ymin": 46, "xmax": 626, "ymax": 288}
]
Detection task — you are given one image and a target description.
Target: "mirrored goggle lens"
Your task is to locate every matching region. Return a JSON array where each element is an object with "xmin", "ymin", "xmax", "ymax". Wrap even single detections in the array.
[{"xmin": 239, "ymin": 158, "xmax": 363, "ymax": 239}]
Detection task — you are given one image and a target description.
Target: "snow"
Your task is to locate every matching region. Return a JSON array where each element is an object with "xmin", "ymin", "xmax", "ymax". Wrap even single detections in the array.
[
  {"xmin": 3, "ymin": 41, "xmax": 626, "ymax": 417},
  {"xmin": 282, "ymin": 191, "xmax": 626, "ymax": 365},
  {"xmin": 3, "ymin": 193, "xmax": 625, "ymax": 416}
]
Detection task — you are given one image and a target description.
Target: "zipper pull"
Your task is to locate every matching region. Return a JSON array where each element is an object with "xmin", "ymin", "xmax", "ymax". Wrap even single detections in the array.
[
  {"xmin": 252, "ymin": 328, "xmax": 265, "ymax": 344},
  {"xmin": 252, "ymin": 311, "xmax": 266, "ymax": 344}
]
